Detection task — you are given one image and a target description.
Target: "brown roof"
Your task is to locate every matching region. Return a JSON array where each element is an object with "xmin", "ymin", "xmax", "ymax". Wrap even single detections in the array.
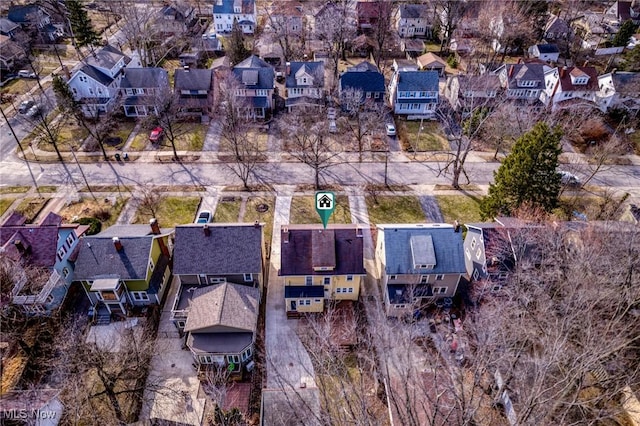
[
  {"xmin": 184, "ymin": 283, "xmax": 259, "ymax": 333},
  {"xmin": 558, "ymin": 66, "xmax": 599, "ymax": 92},
  {"xmin": 0, "ymin": 213, "xmax": 67, "ymax": 267},
  {"xmin": 417, "ymin": 52, "xmax": 447, "ymax": 69},
  {"xmin": 280, "ymin": 224, "xmax": 366, "ymax": 276}
]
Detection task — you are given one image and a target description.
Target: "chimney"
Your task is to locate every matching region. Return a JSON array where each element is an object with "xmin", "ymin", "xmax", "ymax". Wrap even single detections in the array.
[
  {"xmin": 453, "ymin": 220, "xmax": 461, "ymax": 233},
  {"xmin": 283, "ymin": 227, "xmax": 289, "ymax": 243},
  {"xmin": 203, "ymin": 224, "xmax": 211, "ymax": 237},
  {"xmin": 150, "ymin": 218, "xmax": 160, "ymax": 235},
  {"xmin": 508, "ymin": 65, "xmax": 514, "ymax": 78},
  {"xmin": 560, "ymin": 66, "xmax": 567, "ymax": 77},
  {"xmin": 14, "ymin": 239, "xmax": 26, "ymax": 253},
  {"xmin": 113, "ymin": 237, "xmax": 123, "ymax": 251},
  {"xmin": 286, "ymin": 62, "xmax": 291, "ymax": 76}
]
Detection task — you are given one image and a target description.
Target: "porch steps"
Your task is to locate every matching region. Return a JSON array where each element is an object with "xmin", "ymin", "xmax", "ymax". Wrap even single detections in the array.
[{"xmin": 95, "ymin": 305, "xmax": 111, "ymax": 325}]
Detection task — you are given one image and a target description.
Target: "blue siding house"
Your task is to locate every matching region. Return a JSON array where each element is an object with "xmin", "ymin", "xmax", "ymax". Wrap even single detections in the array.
[
  {"xmin": 338, "ymin": 61, "xmax": 385, "ymax": 111},
  {"xmin": 388, "ymin": 70, "xmax": 439, "ymax": 117}
]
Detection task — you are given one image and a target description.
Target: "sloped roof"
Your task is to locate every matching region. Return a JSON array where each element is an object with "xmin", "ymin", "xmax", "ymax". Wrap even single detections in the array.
[
  {"xmin": 611, "ymin": 72, "xmax": 640, "ymax": 95},
  {"xmin": 73, "ymin": 234, "xmax": 153, "ymax": 281},
  {"xmin": 417, "ymin": 52, "xmax": 446, "ymax": 69},
  {"xmin": 174, "ymin": 68, "xmax": 212, "ymax": 91},
  {"xmin": 85, "ymin": 45, "xmax": 130, "ymax": 71},
  {"xmin": 184, "ymin": 282, "xmax": 259, "ymax": 333},
  {"xmin": 213, "ymin": 0, "xmax": 255, "ymax": 14},
  {"xmin": 173, "ymin": 224, "xmax": 263, "ymax": 275},
  {"xmin": 453, "ymin": 74, "xmax": 501, "ymax": 93},
  {"xmin": 0, "ymin": 18, "xmax": 20, "ymax": 34},
  {"xmin": 285, "ymin": 61, "xmax": 324, "ymax": 88},
  {"xmin": 558, "ymin": 66, "xmax": 599, "ymax": 92},
  {"xmin": 357, "ymin": 1, "xmax": 384, "ymax": 19},
  {"xmin": 340, "ymin": 62, "xmax": 385, "ymax": 93},
  {"xmin": 397, "ymin": 71, "xmax": 439, "ymax": 92},
  {"xmin": 120, "ymin": 68, "xmax": 169, "ymax": 89},
  {"xmin": 232, "ymin": 56, "xmax": 274, "ymax": 90},
  {"xmin": 75, "ymin": 65, "xmax": 113, "ymax": 86},
  {"xmin": 399, "ymin": 4, "xmax": 430, "ymax": 19},
  {"xmin": 378, "ymin": 224, "xmax": 466, "ymax": 275},
  {"xmin": 534, "ymin": 43, "xmax": 559, "ymax": 54},
  {"xmin": 235, "ymin": 54, "xmax": 271, "ymax": 69},
  {"xmin": 8, "ymin": 5, "xmax": 46, "ymax": 24},
  {"xmin": 280, "ymin": 225, "xmax": 366, "ymax": 276}
]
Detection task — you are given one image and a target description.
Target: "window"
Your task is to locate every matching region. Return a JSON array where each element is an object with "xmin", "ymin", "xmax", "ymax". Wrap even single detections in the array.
[
  {"xmin": 210, "ymin": 277, "xmax": 226, "ymax": 284},
  {"xmin": 314, "ymin": 299, "xmax": 321, "ymax": 303},
  {"xmin": 470, "ymin": 237, "xmax": 476, "ymax": 250},
  {"xmin": 346, "ymin": 275, "xmax": 354, "ymax": 282},
  {"xmin": 336, "ymin": 288, "xmax": 342, "ymax": 293},
  {"xmin": 475, "ymin": 248, "xmax": 482, "ymax": 259},
  {"xmin": 131, "ymin": 291, "xmax": 149, "ymax": 301},
  {"xmin": 66, "ymin": 233, "xmax": 75, "ymax": 246},
  {"xmin": 149, "ymin": 259, "xmax": 155, "ymax": 271},
  {"xmin": 62, "ymin": 267, "xmax": 70, "ymax": 278},
  {"xmin": 243, "ymin": 273, "xmax": 253, "ymax": 282},
  {"xmin": 241, "ymin": 347, "xmax": 252, "ymax": 361},
  {"xmin": 200, "ymin": 355, "xmax": 213, "ymax": 364},
  {"xmin": 366, "ymin": 92, "xmax": 372, "ymax": 98},
  {"xmin": 96, "ymin": 291, "xmax": 104, "ymax": 301},
  {"xmin": 473, "ymin": 269, "xmax": 479, "ymax": 280},
  {"xmin": 135, "ymin": 88, "xmax": 144, "ymax": 94},
  {"xmin": 348, "ymin": 288, "xmax": 353, "ymax": 293},
  {"xmin": 418, "ymin": 264, "xmax": 434, "ymax": 269},
  {"xmin": 305, "ymin": 300, "xmax": 311, "ymax": 305},
  {"xmin": 465, "ymin": 247, "xmax": 471, "ymax": 260},
  {"xmin": 374, "ymin": 92, "xmax": 380, "ymax": 99},
  {"xmin": 305, "ymin": 276, "xmax": 313, "ymax": 286},
  {"xmin": 389, "ymin": 275, "xmax": 397, "ymax": 281},
  {"xmin": 433, "ymin": 287, "xmax": 447, "ymax": 294},
  {"xmin": 323, "ymin": 277, "xmax": 331, "ymax": 285},
  {"xmin": 436, "ymin": 274, "xmax": 444, "ymax": 281},
  {"xmin": 228, "ymin": 354, "xmax": 240, "ymax": 364},
  {"xmin": 57, "ymin": 246, "xmax": 67, "ymax": 261},
  {"xmin": 420, "ymin": 275, "xmax": 428, "ymax": 284}
]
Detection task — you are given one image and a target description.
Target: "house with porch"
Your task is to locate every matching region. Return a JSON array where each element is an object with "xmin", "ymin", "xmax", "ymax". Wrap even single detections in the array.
[
  {"xmin": 338, "ymin": 61, "xmax": 385, "ymax": 110},
  {"xmin": 388, "ymin": 70, "xmax": 439, "ymax": 118},
  {"xmin": 444, "ymin": 74, "xmax": 501, "ymax": 116},
  {"xmin": 395, "ymin": 3, "xmax": 433, "ymax": 38},
  {"xmin": 213, "ymin": 0, "xmax": 257, "ymax": 34},
  {"xmin": 0, "ymin": 35, "xmax": 23, "ymax": 72},
  {"xmin": 7, "ymin": 4, "xmax": 63, "ymax": 42},
  {"xmin": 67, "ymin": 45, "xmax": 131, "ymax": 117},
  {"xmin": 232, "ymin": 55, "xmax": 275, "ymax": 119},
  {"xmin": 285, "ymin": 61, "xmax": 325, "ymax": 112},
  {"xmin": 540, "ymin": 65, "xmax": 599, "ymax": 111},
  {"xmin": 375, "ymin": 224, "xmax": 466, "ymax": 317},
  {"xmin": 280, "ymin": 225, "xmax": 366, "ymax": 317},
  {"xmin": 0, "ymin": 212, "xmax": 89, "ymax": 316},
  {"xmin": 495, "ymin": 61, "xmax": 550, "ymax": 102},
  {"xmin": 72, "ymin": 220, "xmax": 173, "ymax": 320},
  {"xmin": 174, "ymin": 67, "xmax": 214, "ymax": 121},
  {"xmin": 596, "ymin": 71, "xmax": 640, "ymax": 112},
  {"xmin": 120, "ymin": 68, "xmax": 170, "ymax": 117},
  {"xmin": 171, "ymin": 223, "xmax": 265, "ymax": 332}
]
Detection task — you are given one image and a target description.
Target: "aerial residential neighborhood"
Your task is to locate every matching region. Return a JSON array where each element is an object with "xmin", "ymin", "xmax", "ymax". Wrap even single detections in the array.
[{"xmin": 0, "ymin": 0, "xmax": 639, "ymax": 425}]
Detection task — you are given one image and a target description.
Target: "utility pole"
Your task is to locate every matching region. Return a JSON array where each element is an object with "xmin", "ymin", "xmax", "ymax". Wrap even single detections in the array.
[{"xmin": 0, "ymin": 106, "xmax": 41, "ymax": 196}]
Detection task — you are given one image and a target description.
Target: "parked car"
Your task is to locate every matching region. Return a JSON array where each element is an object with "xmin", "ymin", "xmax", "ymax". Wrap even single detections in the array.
[
  {"xmin": 25, "ymin": 105, "xmax": 39, "ymax": 118},
  {"xmin": 196, "ymin": 210, "xmax": 212, "ymax": 224},
  {"xmin": 18, "ymin": 70, "xmax": 37, "ymax": 79},
  {"xmin": 386, "ymin": 123, "xmax": 396, "ymax": 136},
  {"xmin": 18, "ymin": 100, "xmax": 35, "ymax": 114},
  {"xmin": 149, "ymin": 127, "xmax": 164, "ymax": 142},
  {"xmin": 559, "ymin": 170, "xmax": 580, "ymax": 186}
]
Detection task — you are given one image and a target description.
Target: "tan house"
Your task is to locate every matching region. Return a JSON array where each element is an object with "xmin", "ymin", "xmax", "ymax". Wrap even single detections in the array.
[
  {"xmin": 280, "ymin": 225, "xmax": 366, "ymax": 317},
  {"xmin": 416, "ymin": 52, "xmax": 447, "ymax": 76}
]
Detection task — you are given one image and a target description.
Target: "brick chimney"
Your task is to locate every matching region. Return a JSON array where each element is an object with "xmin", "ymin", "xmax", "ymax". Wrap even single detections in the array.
[
  {"xmin": 113, "ymin": 237, "xmax": 123, "ymax": 251},
  {"xmin": 204, "ymin": 224, "xmax": 211, "ymax": 237},
  {"xmin": 508, "ymin": 65, "xmax": 514, "ymax": 78},
  {"xmin": 150, "ymin": 218, "xmax": 160, "ymax": 235},
  {"xmin": 14, "ymin": 239, "xmax": 27, "ymax": 253},
  {"xmin": 286, "ymin": 62, "xmax": 291, "ymax": 76}
]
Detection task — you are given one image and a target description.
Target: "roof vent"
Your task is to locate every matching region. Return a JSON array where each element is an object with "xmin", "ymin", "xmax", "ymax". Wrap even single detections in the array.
[{"xmin": 113, "ymin": 237, "xmax": 123, "ymax": 251}]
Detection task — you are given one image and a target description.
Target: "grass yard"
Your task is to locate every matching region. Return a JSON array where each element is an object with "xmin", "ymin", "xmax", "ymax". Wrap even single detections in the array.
[
  {"xmin": 134, "ymin": 196, "xmax": 200, "ymax": 227},
  {"xmin": 435, "ymin": 194, "xmax": 483, "ymax": 224},
  {"xmin": 104, "ymin": 121, "xmax": 137, "ymax": 151},
  {"xmin": 243, "ymin": 196, "xmax": 276, "ymax": 253},
  {"xmin": 0, "ymin": 198, "xmax": 16, "ymax": 217},
  {"xmin": 366, "ymin": 195, "xmax": 425, "ymax": 224},
  {"xmin": 159, "ymin": 124, "xmax": 207, "ymax": 152},
  {"xmin": 290, "ymin": 195, "xmax": 352, "ymax": 224},
  {"xmin": 35, "ymin": 120, "xmax": 89, "ymax": 152},
  {"xmin": 38, "ymin": 186, "xmax": 57, "ymax": 193},
  {"xmin": 629, "ymin": 130, "xmax": 640, "ymax": 155},
  {"xmin": 128, "ymin": 132, "xmax": 148, "ymax": 151},
  {"xmin": 14, "ymin": 197, "xmax": 49, "ymax": 223},
  {"xmin": 247, "ymin": 130, "xmax": 269, "ymax": 151},
  {"xmin": 59, "ymin": 197, "xmax": 129, "ymax": 229},
  {"xmin": 213, "ymin": 197, "xmax": 242, "ymax": 222},
  {"xmin": 160, "ymin": 59, "xmax": 181, "ymax": 88},
  {"xmin": 0, "ymin": 186, "xmax": 31, "ymax": 194},
  {"xmin": 399, "ymin": 120, "xmax": 448, "ymax": 152}
]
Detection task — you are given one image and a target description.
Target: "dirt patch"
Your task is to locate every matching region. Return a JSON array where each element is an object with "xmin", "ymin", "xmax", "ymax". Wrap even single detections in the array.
[{"xmin": 59, "ymin": 198, "xmax": 115, "ymax": 222}]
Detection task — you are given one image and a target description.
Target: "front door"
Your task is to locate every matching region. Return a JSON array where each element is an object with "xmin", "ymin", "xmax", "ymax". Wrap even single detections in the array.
[{"xmin": 290, "ymin": 300, "xmax": 297, "ymax": 311}]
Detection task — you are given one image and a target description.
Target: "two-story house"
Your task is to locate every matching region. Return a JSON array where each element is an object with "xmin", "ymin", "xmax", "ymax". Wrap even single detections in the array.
[
  {"xmin": 232, "ymin": 55, "xmax": 275, "ymax": 119},
  {"xmin": 495, "ymin": 61, "xmax": 550, "ymax": 101},
  {"xmin": 67, "ymin": 45, "xmax": 131, "ymax": 117},
  {"xmin": 154, "ymin": 3, "xmax": 196, "ymax": 38},
  {"xmin": 395, "ymin": 4, "xmax": 433, "ymax": 38},
  {"xmin": 388, "ymin": 70, "xmax": 439, "ymax": 117},
  {"xmin": 540, "ymin": 66, "xmax": 599, "ymax": 111},
  {"xmin": 606, "ymin": 1, "xmax": 640, "ymax": 25},
  {"xmin": 339, "ymin": 61, "xmax": 385, "ymax": 110},
  {"xmin": 528, "ymin": 44, "xmax": 560, "ymax": 62},
  {"xmin": 280, "ymin": 225, "xmax": 366, "ymax": 317},
  {"xmin": 444, "ymin": 74, "xmax": 501, "ymax": 116},
  {"xmin": 543, "ymin": 14, "xmax": 572, "ymax": 42},
  {"xmin": 7, "ymin": 4, "xmax": 63, "ymax": 42},
  {"xmin": 120, "ymin": 68, "xmax": 170, "ymax": 117},
  {"xmin": 0, "ymin": 212, "xmax": 89, "ymax": 316},
  {"xmin": 0, "ymin": 35, "xmax": 23, "ymax": 72},
  {"xmin": 285, "ymin": 61, "xmax": 325, "ymax": 112},
  {"xmin": 73, "ymin": 220, "xmax": 173, "ymax": 320},
  {"xmin": 356, "ymin": 1, "xmax": 389, "ymax": 34},
  {"xmin": 174, "ymin": 67, "xmax": 214, "ymax": 120},
  {"xmin": 375, "ymin": 224, "xmax": 466, "ymax": 317},
  {"xmin": 171, "ymin": 223, "xmax": 264, "ymax": 370},
  {"xmin": 213, "ymin": 0, "xmax": 257, "ymax": 34},
  {"xmin": 596, "ymin": 71, "xmax": 640, "ymax": 112},
  {"xmin": 268, "ymin": 1, "xmax": 305, "ymax": 35}
]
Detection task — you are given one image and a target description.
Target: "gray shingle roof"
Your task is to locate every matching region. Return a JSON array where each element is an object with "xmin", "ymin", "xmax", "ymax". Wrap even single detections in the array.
[
  {"xmin": 73, "ymin": 236, "xmax": 152, "ymax": 281},
  {"xmin": 285, "ymin": 61, "xmax": 324, "ymax": 89},
  {"xmin": 232, "ymin": 55, "xmax": 274, "ymax": 90},
  {"xmin": 399, "ymin": 4, "xmax": 430, "ymax": 19},
  {"xmin": 340, "ymin": 62, "xmax": 385, "ymax": 93},
  {"xmin": 0, "ymin": 18, "xmax": 20, "ymax": 34},
  {"xmin": 173, "ymin": 224, "xmax": 263, "ymax": 275},
  {"xmin": 379, "ymin": 224, "xmax": 466, "ymax": 275},
  {"xmin": 78, "ymin": 65, "xmax": 113, "ymax": 86},
  {"xmin": 184, "ymin": 283, "xmax": 259, "ymax": 332},
  {"xmin": 174, "ymin": 68, "xmax": 212, "ymax": 91},
  {"xmin": 120, "ymin": 68, "xmax": 169, "ymax": 89},
  {"xmin": 85, "ymin": 45, "xmax": 130, "ymax": 71},
  {"xmin": 396, "ymin": 71, "xmax": 439, "ymax": 92}
]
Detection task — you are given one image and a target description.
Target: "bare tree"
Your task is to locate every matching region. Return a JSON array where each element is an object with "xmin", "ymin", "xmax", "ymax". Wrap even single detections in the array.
[
  {"xmin": 134, "ymin": 184, "xmax": 164, "ymax": 219},
  {"xmin": 435, "ymin": 0, "xmax": 468, "ymax": 54},
  {"xmin": 20, "ymin": 94, "xmax": 68, "ymax": 162},
  {"xmin": 263, "ymin": 3, "xmax": 307, "ymax": 63},
  {"xmin": 114, "ymin": 1, "xmax": 159, "ymax": 66},
  {"xmin": 280, "ymin": 111, "xmax": 341, "ymax": 189},
  {"xmin": 152, "ymin": 86, "xmax": 187, "ymax": 161},
  {"xmin": 340, "ymin": 87, "xmax": 387, "ymax": 162},
  {"xmin": 369, "ymin": 1, "xmax": 394, "ymax": 69}
]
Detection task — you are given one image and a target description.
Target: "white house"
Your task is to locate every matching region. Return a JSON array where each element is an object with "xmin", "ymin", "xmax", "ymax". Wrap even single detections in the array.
[
  {"xmin": 388, "ymin": 70, "xmax": 439, "ymax": 118},
  {"xmin": 528, "ymin": 44, "xmax": 560, "ymax": 62},
  {"xmin": 395, "ymin": 4, "xmax": 433, "ymax": 38},
  {"xmin": 213, "ymin": 0, "xmax": 256, "ymax": 34},
  {"xmin": 496, "ymin": 62, "xmax": 550, "ymax": 101},
  {"xmin": 540, "ymin": 66, "xmax": 599, "ymax": 111},
  {"xmin": 285, "ymin": 61, "xmax": 325, "ymax": 112},
  {"xmin": 596, "ymin": 71, "xmax": 640, "ymax": 112},
  {"xmin": 67, "ymin": 45, "xmax": 130, "ymax": 117}
]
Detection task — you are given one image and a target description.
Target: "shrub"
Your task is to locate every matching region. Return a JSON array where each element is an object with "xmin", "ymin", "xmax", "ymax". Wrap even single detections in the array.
[{"xmin": 75, "ymin": 217, "xmax": 102, "ymax": 235}]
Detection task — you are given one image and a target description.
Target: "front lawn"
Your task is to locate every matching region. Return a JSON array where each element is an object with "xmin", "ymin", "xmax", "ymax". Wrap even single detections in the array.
[
  {"xmin": 159, "ymin": 123, "xmax": 207, "ymax": 152},
  {"xmin": 128, "ymin": 132, "xmax": 149, "ymax": 151},
  {"xmin": 134, "ymin": 196, "xmax": 200, "ymax": 227},
  {"xmin": 59, "ymin": 197, "xmax": 129, "ymax": 229},
  {"xmin": 290, "ymin": 195, "xmax": 352, "ymax": 224},
  {"xmin": 14, "ymin": 197, "xmax": 50, "ymax": 223},
  {"xmin": 213, "ymin": 197, "xmax": 242, "ymax": 222},
  {"xmin": 36, "ymin": 120, "xmax": 89, "ymax": 152},
  {"xmin": 399, "ymin": 120, "xmax": 448, "ymax": 152},
  {"xmin": 0, "ymin": 198, "xmax": 16, "ymax": 217},
  {"xmin": 366, "ymin": 196, "xmax": 425, "ymax": 224},
  {"xmin": 244, "ymin": 196, "xmax": 276, "ymax": 253},
  {"xmin": 435, "ymin": 194, "xmax": 483, "ymax": 224},
  {"xmin": 0, "ymin": 186, "xmax": 30, "ymax": 194},
  {"xmin": 104, "ymin": 121, "xmax": 137, "ymax": 151}
]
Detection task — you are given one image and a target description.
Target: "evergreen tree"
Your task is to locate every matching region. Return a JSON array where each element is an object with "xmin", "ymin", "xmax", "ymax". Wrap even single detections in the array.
[
  {"xmin": 612, "ymin": 19, "xmax": 638, "ymax": 47},
  {"xmin": 67, "ymin": 0, "xmax": 100, "ymax": 49},
  {"xmin": 621, "ymin": 45, "xmax": 640, "ymax": 71},
  {"xmin": 52, "ymin": 75, "xmax": 76, "ymax": 113},
  {"xmin": 480, "ymin": 122, "xmax": 563, "ymax": 219},
  {"xmin": 228, "ymin": 18, "xmax": 250, "ymax": 65}
]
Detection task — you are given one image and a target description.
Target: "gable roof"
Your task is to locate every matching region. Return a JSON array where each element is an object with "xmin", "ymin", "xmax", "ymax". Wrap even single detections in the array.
[
  {"xmin": 173, "ymin": 224, "xmax": 263, "ymax": 275},
  {"xmin": 0, "ymin": 18, "xmax": 20, "ymax": 34},
  {"xmin": 557, "ymin": 66, "xmax": 599, "ymax": 92},
  {"xmin": 184, "ymin": 282, "xmax": 259, "ymax": 333},
  {"xmin": 285, "ymin": 61, "xmax": 324, "ymax": 88},
  {"xmin": 232, "ymin": 55, "xmax": 274, "ymax": 90},
  {"xmin": 213, "ymin": 0, "xmax": 255, "ymax": 14},
  {"xmin": 75, "ymin": 65, "xmax": 113, "ymax": 86},
  {"xmin": 399, "ymin": 4, "xmax": 430, "ymax": 19},
  {"xmin": 378, "ymin": 224, "xmax": 466, "ymax": 275},
  {"xmin": 174, "ymin": 68, "xmax": 213, "ymax": 91},
  {"xmin": 452, "ymin": 74, "xmax": 501, "ymax": 93},
  {"xmin": 120, "ymin": 67, "xmax": 169, "ymax": 89},
  {"xmin": 417, "ymin": 52, "xmax": 446, "ymax": 69},
  {"xmin": 280, "ymin": 225, "xmax": 366, "ymax": 276},
  {"xmin": 607, "ymin": 71, "xmax": 640, "ymax": 95},
  {"xmin": 8, "ymin": 4, "xmax": 47, "ymax": 24},
  {"xmin": 340, "ymin": 62, "xmax": 385, "ymax": 93},
  {"xmin": 396, "ymin": 71, "xmax": 439, "ymax": 92},
  {"xmin": 533, "ymin": 43, "xmax": 559, "ymax": 54},
  {"xmin": 85, "ymin": 45, "xmax": 130, "ymax": 71},
  {"xmin": 73, "ymin": 232, "xmax": 155, "ymax": 281}
]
